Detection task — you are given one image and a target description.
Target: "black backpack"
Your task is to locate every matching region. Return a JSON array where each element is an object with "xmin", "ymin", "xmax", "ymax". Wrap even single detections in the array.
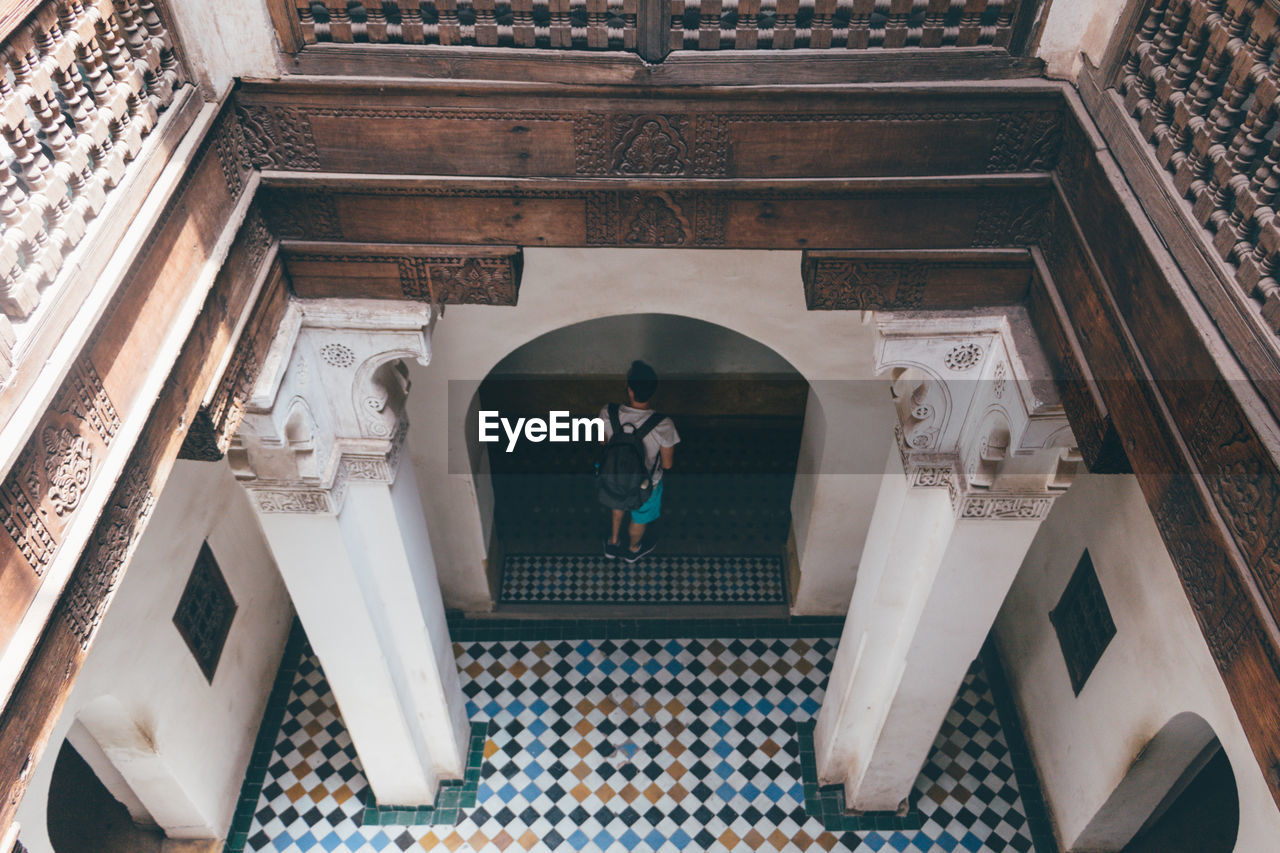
[{"xmin": 597, "ymin": 404, "xmax": 666, "ymax": 510}]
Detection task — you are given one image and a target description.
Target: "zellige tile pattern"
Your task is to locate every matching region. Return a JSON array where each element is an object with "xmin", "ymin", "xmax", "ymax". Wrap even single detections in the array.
[
  {"xmin": 233, "ymin": 626, "xmax": 1047, "ymax": 851},
  {"xmin": 499, "ymin": 553, "xmax": 786, "ymax": 604}
]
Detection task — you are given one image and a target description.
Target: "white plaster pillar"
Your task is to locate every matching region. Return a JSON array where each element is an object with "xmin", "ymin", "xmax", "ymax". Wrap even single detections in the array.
[
  {"xmin": 76, "ymin": 697, "xmax": 216, "ymax": 838},
  {"xmin": 230, "ymin": 300, "xmax": 469, "ymax": 806},
  {"xmin": 815, "ymin": 311, "xmax": 1079, "ymax": 814}
]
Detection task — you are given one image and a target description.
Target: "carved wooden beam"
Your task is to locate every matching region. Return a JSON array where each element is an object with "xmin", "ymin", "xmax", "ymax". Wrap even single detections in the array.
[
  {"xmin": 800, "ymin": 249, "xmax": 1032, "ymax": 310},
  {"xmin": 281, "ymin": 241, "xmax": 523, "ymax": 305},
  {"xmin": 1025, "ymin": 252, "xmax": 1130, "ymax": 475},
  {"xmin": 1048, "ymin": 104, "xmax": 1280, "ymax": 810},
  {"xmin": 257, "ymin": 178, "xmax": 1053, "ymax": 251},
  {"xmin": 177, "ymin": 254, "xmax": 290, "ymax": 463},
  {"xmin": 0, "ymin": 104, "xmax": 273, "ymax": 836},
  {"xmin": 233, "ymin": 80, "xmax": 1065, "ymax": 180}
]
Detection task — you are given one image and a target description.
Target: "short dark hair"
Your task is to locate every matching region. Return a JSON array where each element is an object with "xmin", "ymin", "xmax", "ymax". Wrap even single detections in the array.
[{"xmin": 627, "ymin": 360, "xmax": 658, "ymax": 403}]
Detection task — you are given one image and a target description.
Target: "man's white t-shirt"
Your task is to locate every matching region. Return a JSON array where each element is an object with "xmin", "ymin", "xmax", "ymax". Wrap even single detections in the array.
[{"xmin": 598, "ymin": 404, "xmax": 680, "ymax": 485}]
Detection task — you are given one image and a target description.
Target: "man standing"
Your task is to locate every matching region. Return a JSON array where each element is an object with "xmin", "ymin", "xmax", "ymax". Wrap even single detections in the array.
[{"xmin": 598, "ymin": 361, "xmax": 680, "ymax": 561}]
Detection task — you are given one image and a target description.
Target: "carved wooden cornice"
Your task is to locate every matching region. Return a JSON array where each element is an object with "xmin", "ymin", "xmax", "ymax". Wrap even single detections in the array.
[
  {"xmin": 800, "ymin": 250, "xmax": 1033, "ymax": 311},
  {"xmin": 280, "ymin": 242, "xmax": 522, "ymax": 306}
]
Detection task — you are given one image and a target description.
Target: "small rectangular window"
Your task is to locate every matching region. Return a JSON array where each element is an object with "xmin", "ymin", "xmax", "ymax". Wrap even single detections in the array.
[
  {"xmin": 1050, "ymin": 549, "xmax": 1116, "ymax": 695},
  {"xmin": 173, "ymin": 542, "xmax": 237, "ymax": 683}
]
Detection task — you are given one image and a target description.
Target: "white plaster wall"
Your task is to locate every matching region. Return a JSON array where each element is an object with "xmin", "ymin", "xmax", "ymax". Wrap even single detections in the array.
[
  {"xmin": 994, "ymin": 473, "xmax": 1280, "ymax": 851},
  {"xmin": 165, "ymin": 0, "xmax": 281, "ymax": 96},
  {"xmin": 16, "ymin": 460, "xmax": 293, "ymax": 851},
  {"xmin": 1035, "ymin": 0, "xmax": 1131, "ymax": 80},
  {"xmin": 405, "ymin": 248, "xmax": 894, "ymax": 613}
]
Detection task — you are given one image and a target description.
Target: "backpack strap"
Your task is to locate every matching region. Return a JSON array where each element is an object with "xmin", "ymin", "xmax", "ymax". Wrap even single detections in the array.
[
  {"xmin": 632, "ymin": 411, "xmax": 666, "ymax": 441},
  {"xmin": 608, "ymin": 403, "xmax": 622, "ymax": 435}
]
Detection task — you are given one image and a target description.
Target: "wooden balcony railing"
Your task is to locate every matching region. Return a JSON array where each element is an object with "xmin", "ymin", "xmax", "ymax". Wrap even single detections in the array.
[
  {"xmin": 669, "ymin": 0, "xmax": 1023, "ymax": 51},
  {"xmin": 1119, "ymin": 0, "xmax": 1280, "ymax": 332},
  {"xmin": 294, "ymin": 0, "xmax": 638, "ymax": 51},
  {"xmin": 283, "ymin": 0, "xmax": 1035, "ymax": 60},
  {"xmin": 1, "ymin": 0, "xmax": 184, "ymax": 323}
]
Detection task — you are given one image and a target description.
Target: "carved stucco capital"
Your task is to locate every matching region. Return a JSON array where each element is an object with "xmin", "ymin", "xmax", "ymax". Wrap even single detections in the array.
[
  {"xmin": 228, "ymin": 299, "xmax": 433, "ymax": 513},
  {"xmin": 878, "ymin": 309, "xmax": 1080, "ymax": 520}
]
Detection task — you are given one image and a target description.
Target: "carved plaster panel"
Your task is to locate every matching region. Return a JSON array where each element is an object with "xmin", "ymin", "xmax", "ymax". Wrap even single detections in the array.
[
  {"xmin": 233, "ymin": 300, "xmax": 431, "ymax": 514},
  {"xmin": 878, "ymin": 311, "xmax": 1078, "ymax": 519}
]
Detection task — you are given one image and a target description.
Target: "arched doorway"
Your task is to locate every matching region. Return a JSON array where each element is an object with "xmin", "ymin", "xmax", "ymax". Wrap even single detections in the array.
[
  {"xmin": 46, "ymin": 740, "xmax": 163, "ymax": 853},
  {"xmin": 1074, "ymin": 711, "xmax": 1240, "ymax": 852},
  {"xmin": 1123, "ymin": 745, "xmax": 1238, "ymax": 853},
  {"xmin": 473, "ymin": 313, "xmax": 809, "ymax": 608}
]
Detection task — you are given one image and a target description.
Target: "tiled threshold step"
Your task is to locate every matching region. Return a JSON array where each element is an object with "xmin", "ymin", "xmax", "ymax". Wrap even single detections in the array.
[{"xmin": 499, "ymin": 553, "xmax": 786, "ymax": 605}]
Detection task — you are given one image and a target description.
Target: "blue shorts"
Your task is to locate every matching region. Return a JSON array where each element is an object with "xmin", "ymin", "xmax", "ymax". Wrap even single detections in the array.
[{"xmin": 630, "ymin": 479, "xmax": 664, "ymax": 524}]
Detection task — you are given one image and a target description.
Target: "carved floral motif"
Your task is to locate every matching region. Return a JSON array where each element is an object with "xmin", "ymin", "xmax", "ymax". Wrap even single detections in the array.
[
  {"xmin": 613, "ymin": 116, "xmax": 689, "ymax": 175},
  {"xmin": 42, "ymin": 428, "xmax": 92, "ymax": 517},
  {"xmin": 1, "ymin": 358, "xmax": 117, "ymax": 574},
  {"xmin": 625, "ymin": 195, "xmax": 689, "ymax": 245},
  {"xmin": 803, "ymin": 259, "xmax": 927, "ymax": 311}
]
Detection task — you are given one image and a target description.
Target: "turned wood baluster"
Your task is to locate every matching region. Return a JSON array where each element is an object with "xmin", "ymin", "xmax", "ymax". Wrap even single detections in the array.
[
  {"xmin": 4, "ymin": 47, "xmax": 59, "ymax": 207},
  {"xmin": 621, "ymin": 0, "xmax": 636, "ymax": 49},
  {"xmin": 1145, "ymin": 1, "xmax": 1212, "ymax": 154},
  {"xmin": 436, "ymin": 0, "xmax": 460, "ymax": 43},
  {"xmin": 993, "ymin": 0, "xmax": 1017, "ymax": 47},
  {"xmin": 1167, "ymin": 5, "xmax": 1234, "ymax": 169},
  {"xmin": 882, "ymin": 0, "xmax": 911, "ymax": 48},
  {"xmin": 845, "ymin": 0, "xmax": 872, "ymax": 49},
  {"xmin": 920, "ymin": 0, "xmax": 948, "ymax": 47},
  {"xmin": 1134, "ymin": 0, "xmax": 1191, "ymax": 138},
  {"xmin": 113, "ymin": 0, "xmax": 148, "ymax": 51},
  {"xmin": 809, "ymin": 0, "xmax": 835, "ymax": 48},
  {"xmin": 697, "ymin": 0, "xmax": 719, "ymax": 49},
  {"xmin": 474, "ymin": 0, "xmax": 499, "ymax": 45},
  {"xmin": 773, "ymin": 0, "xmax": 796, "ymax": 48},
  {"xmin": 397, "ymin": 0, "xmax": 424, "ymax": 42},
  {"xmin": 735, "ymin": 0, "xmax": 758, "ymax": 49},
  {"xmin": 0, "ymin": 171, "xmax": 39, "ymax": 318},
  {"xmin": 365, "ymin": 1, "xmax": 388, "ymax": 41},
  {"xmin": 957, "ymin": 0, "xmax": 984, "ymax": 47},
  {"xmin": 111, "ymin": 1, "xmax": 167, "ymax": 116},
  {"xmin": 328, "ymin": 2, "xmax": 353, "ymax": 41},
  {"xmin": 547, "ymin": 0, "xmax": 571, "ymax": 47},
  {"xmin": 295, "ymin": 1, "xmax": 318, "ymax": 43},
  {"xmin": 1187, "ymin": 2, "xmax": 1266, "ymax": 219},
  {"xmin": 134, "ymin": 0, "xmax": 183, "ymax": 94},
  {"xmin": 1, "ymin": 118, "xmax": 57, "ymax": 293},
  {"xmin": 32, "ymin": 95, "xmax": 79, "ymax": 256},
  {"xmin": 583, "ymin": 0, "xmax": 606, "ymax": 48},
  {"xmin": 510, "ymin": 0, "xmax": 535, "ymax": 46},
  {"xmin": 1215, "ymin": 99, "xmax": 1277, "ymax": 264},
  {"xmin": 0, "ymin": 155, "xmax": 42, "ymax": 318},
  {"xmin": 1122, "ymin": 0, "xmax": 1172, "ymax": 114}
]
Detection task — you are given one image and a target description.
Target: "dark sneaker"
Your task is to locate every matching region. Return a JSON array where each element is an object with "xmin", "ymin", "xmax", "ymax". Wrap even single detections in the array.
[
  {"xmin": 624, "ymin": 541, "xmax": 656, "ymax": 563},
  {"xmin": 604, "ymin": 540, "xmax": 625, "ymax": 559}
]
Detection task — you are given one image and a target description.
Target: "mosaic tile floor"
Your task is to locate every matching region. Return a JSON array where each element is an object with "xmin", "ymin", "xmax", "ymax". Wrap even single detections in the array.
[
  {"xmin": 232, "ymin": 623, "xmax": 1050, "ymax": 852},
  {"xmin": 499, "ymin": 554, "xmax": 786, "ymax": 604}
]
